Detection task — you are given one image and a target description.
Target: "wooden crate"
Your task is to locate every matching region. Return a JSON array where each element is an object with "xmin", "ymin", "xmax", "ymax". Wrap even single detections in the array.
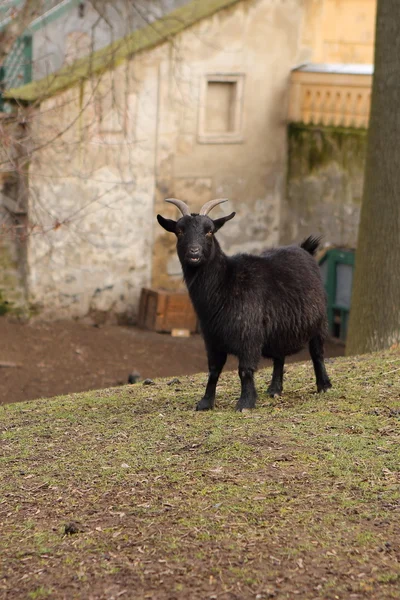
[{"xmin": 137, "ymin": 287, "xmax": 198, "ymax": 333}]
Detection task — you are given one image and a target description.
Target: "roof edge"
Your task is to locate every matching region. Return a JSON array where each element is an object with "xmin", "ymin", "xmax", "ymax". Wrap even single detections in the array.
[
  {"xmin": 4, "ymin": 0, "xmax": 243, "ymax": 103},
  {"xmin": 292, "ymin": 62, "xmax": 374, "ymax": 75}
]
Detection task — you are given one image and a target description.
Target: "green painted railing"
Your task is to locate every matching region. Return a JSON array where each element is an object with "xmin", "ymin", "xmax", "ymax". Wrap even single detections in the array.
[
  {"xmin": 0, "ymin": 34, "xmax": 32, "ymax": 111},
  {"xmin": 3, "ymin": 34, "xmax": 32, "ymax": 89}
]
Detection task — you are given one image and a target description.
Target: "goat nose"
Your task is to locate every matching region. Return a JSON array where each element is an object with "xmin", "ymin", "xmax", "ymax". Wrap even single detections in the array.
[{"xmin": 189, "ymin": 246, "xmax": 201, "ymax": 256}]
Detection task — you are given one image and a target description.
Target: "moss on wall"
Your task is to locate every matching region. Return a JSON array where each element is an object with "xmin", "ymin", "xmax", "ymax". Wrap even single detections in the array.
[
  {"xmin": 282, "ymin": 123, "xmax": 367, "ymax": 248},
  {"xmin": 288, "ymin": 123, "xmax": 367, "ymax": 178},
  {"xmin": 0, "ymin": 236, "xmax": 28, "ymax": 318},
  {"xmin": 0, "ymin": 291, "xmax": 12, "ymax": 315}
]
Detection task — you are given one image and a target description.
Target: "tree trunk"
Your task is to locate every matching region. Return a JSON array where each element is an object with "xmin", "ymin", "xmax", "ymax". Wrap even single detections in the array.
[{"xmin": 346, "ymin": 0, "xmax": 400, "ymax": 356}]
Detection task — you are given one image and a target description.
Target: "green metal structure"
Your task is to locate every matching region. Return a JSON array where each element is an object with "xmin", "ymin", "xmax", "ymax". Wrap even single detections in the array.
[
  {"xmin": 319, "ymin": 248, "xmax": 355, "ymax": 341},
  {"xmin": 0, "ymin": 0, "xmax": 79, "ymax": 110},
  {"xmin": 3, "ymin": 34, "xmax": 32, "ymax": 87},
  {"xmin": 0, "ymin": 34, "xmax": 32, "ymax": 111}
]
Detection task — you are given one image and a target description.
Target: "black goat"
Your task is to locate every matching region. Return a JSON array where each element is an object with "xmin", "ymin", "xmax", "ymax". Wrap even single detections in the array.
[{"xmin": 157, "ymin": 198, "xmax": 332, "ymax": 411}]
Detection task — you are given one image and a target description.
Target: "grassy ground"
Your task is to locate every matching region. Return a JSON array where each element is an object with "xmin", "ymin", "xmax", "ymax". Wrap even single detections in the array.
[{"xmin": 1, "ymin": 350, "xmax": 399, "ymax": 600}]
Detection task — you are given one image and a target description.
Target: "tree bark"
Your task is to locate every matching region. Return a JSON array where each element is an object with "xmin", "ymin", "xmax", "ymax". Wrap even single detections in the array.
[{"xmin": 346, "ymin": 0, "xmax": 400, "ymax": 355}]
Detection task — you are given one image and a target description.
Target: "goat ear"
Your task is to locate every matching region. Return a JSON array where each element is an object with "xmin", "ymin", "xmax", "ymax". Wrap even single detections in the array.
[
  {"xmin": 157, "ymin": 214, "xmax": 177, "ymax": 233},
  {"xmin": 213, "ymin": 212, "xmax": 236, "ymax": 232}
]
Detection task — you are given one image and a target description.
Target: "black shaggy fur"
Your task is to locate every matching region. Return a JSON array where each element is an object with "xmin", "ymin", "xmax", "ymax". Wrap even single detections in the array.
[{"xmin": 157, "ymin": 210, "xmax": 332, "ymax": 411}]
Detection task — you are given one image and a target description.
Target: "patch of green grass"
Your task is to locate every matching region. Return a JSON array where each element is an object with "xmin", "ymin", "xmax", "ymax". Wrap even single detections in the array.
[
  {"xmin": 28, "ymin": 587, "xmax": 53, "ymax": 599},
  {"xmin": 377, "ymin": 573, "xmax": 400, "ymax": 585},
  {"xmin": 0, "ymin": 349, "xmax": 399, "ymax": 599}
]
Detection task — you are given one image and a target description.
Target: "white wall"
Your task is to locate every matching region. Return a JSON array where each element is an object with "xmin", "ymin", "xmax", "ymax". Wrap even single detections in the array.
[{"xmin": 32, "ymin": 0, "xmax": 190, "ymax": 80}]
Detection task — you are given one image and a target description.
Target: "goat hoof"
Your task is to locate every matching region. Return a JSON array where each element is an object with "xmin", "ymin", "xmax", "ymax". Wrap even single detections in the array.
[
  {"xmin": 267, "ymin": 387, "xmax": 282, "ymax": 399},
  {"xmin": 195, "ymin": 399, "xmax": 213, "ymax": 411},
  {"xmin": 235, "ymin": 400, "xmax": 256, "ymax": 412},
  {"xmin": 317, "ymin": 380, "xmax": 332, "ymax": 393}
]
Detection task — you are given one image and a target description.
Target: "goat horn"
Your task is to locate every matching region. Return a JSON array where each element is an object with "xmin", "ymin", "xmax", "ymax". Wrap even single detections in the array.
[
  {"xmin": 199, "ymin": 198, "xmax": 229, "ymax": 216},
  {"xmin": 165, "ymin": 198, "xmax": 191, "ymax": 216}
]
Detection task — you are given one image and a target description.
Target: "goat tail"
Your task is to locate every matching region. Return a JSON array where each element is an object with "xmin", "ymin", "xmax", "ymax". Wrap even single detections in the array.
[{"xmin": 300, "ymin": 235, "xmax": 322, "ymax": 256}]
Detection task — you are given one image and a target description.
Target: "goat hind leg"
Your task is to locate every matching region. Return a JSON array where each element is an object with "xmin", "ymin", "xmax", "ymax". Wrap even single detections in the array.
[
  {"xmin": 267, "ymin": 357, "xmax": 285, "ymax": 398},
  {"xmin": 309, "ymin": 335, "xmax": 332, "ymax": 393},
  {"xmin": 236, "ymin": 363, "xmax": 258, "ymax": 412}
]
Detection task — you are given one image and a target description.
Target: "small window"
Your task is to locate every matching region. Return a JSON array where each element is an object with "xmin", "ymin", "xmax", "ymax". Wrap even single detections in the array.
[{"xmin": 198, "ymin": 74, "xmax": 244, "ymax": 144}]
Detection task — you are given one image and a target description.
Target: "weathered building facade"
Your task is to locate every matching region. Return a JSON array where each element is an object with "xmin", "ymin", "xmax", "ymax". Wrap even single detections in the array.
[
  {"xmin": 1, "ymin": 0, "xmax": 376, "ymax": 321},
  {"xmin": 282, "ymin": 63, "xmax": 372, "ymax": 248}
]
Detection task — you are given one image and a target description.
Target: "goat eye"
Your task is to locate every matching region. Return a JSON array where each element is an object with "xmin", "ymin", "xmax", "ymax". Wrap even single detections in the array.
[
  {"xmin": 206, "ymin": 231, "xmax": 213, "ymax": 237},
  {"xmin": 177, "ymin": 229, "xmax": 184, "ymax": 237}
]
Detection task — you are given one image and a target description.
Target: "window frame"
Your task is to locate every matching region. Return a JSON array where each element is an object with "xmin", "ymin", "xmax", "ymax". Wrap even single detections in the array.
[{"xmin": 197, "ymin": 73, "xmax": 245, "ymax": 144}]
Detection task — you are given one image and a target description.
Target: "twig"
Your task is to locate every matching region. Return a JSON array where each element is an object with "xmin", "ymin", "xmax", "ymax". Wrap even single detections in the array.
[{"xmin": 381, "ymin": 367, "xmax": 400, "ymax": 376}]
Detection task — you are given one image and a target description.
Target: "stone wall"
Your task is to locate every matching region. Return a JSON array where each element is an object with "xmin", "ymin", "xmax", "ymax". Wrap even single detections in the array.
[
  {"xmin": 0, "ymin": 117, "xmax": 29, "ymax": 318},
  {"xmin": 301, "ymin": 0, "xmax": 376, "ymax": 65},
  {"xmin": 27, "ymin": 57, "xmax": 159, "ymax": 322},
  {"xmin": 4, "ymin": 0, "xmax": 374, "ymax": 321},
  {"xmin": 0, "ymin": 207, "xmax": 27, "ymax": 317},
  {"xmin": 21, "ymin": 0, "xmax": 315, "ymax": 320},
  {"xmin": 281, "ymin": 123, "xmax": 367, "ymax": 248},
  {"xmin": 152, "ymin": 0, "xmax": 311, "ymax": 290}
]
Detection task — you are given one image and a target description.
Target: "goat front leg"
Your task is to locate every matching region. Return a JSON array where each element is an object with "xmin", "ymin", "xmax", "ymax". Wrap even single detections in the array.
[
  {"xmin": 236, "ymin": 359, "xmax": 259, "ymax": 412},
  {"xmin": 267, "ymin": 357, "xmax": 285, "ymax": 397},
  {"xmin": 196, "ymin": 348, "xmax": 227, "ymax": 411}
]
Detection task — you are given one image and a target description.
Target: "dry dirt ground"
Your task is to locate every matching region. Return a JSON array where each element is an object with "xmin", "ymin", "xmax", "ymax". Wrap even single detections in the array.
[
  {"xmin": 0, "ymin": 318, "xmax": 344, "ymax": 404},
  {"xmin": 0, "ymin": 317, "xmax": 344, "ymax": 404}
]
